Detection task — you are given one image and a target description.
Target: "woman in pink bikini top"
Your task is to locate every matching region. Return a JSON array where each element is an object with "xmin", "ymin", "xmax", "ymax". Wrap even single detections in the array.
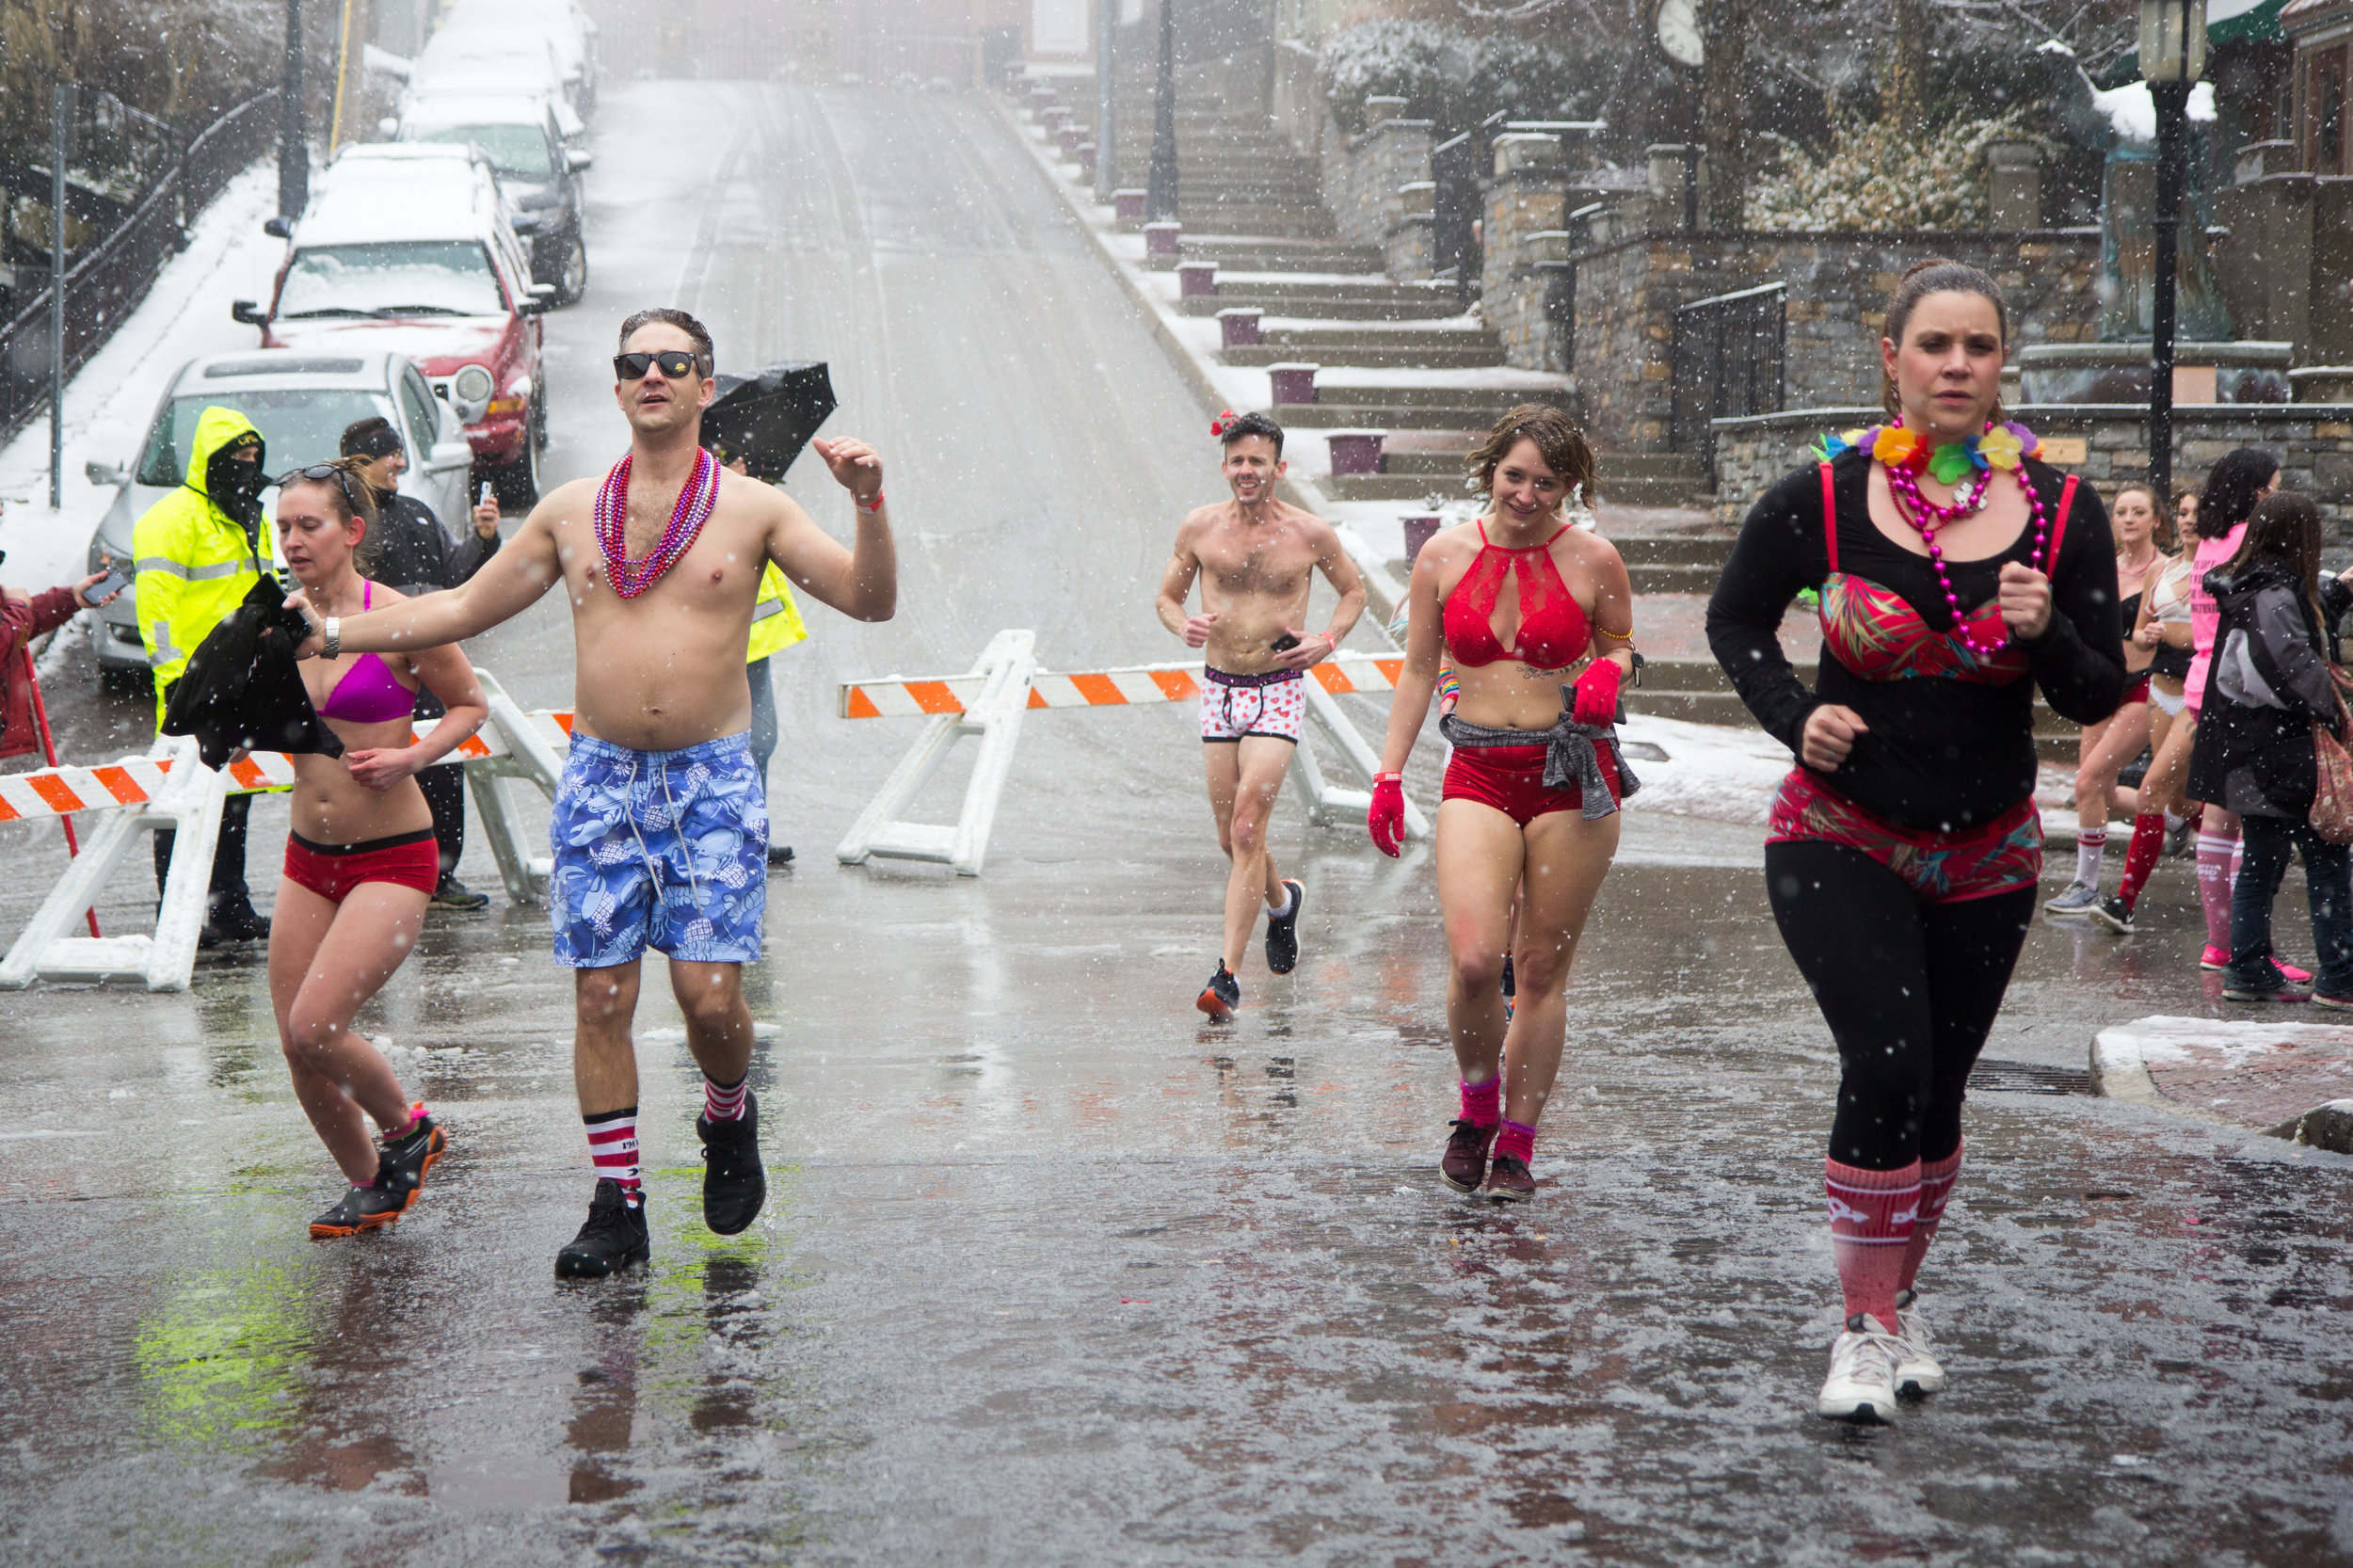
[{"xmin": 266, "ymin": 460, "xmax": 489, "ymax": 1240}]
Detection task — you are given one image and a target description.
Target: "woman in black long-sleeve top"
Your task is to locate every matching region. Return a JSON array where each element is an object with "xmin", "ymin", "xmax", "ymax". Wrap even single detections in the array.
[{"xmin": 1705, "ymin": 260, "xmax": 2125, "ymax": 1425}]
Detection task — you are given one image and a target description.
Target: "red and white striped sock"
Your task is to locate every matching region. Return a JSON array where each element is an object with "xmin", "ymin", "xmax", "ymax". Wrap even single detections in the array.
[
  {"xmin": 703, "ymin": 1073, "xmax": 748, "ymax": 1123},
  {"xmin": 584, "ymin": 1106, "xmax": 642, "ymax": 1208},
  {"xmin": 1899, "ymin": 1144, "xmax": 1963, "ymax": 1295},
  {"xmin": 1826, "ymin": 1158, "xmax": 1921, "ymax": 1335}
]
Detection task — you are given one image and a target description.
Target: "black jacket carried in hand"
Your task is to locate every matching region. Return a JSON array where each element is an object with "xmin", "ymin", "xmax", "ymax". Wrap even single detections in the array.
[
  {"xmin": 2188, "ymin": 563, "xmax": 2346, "ymax": 819},
  {"xmin": 160, "ymin": 574, "xmax": 344, "ymax": 770}
]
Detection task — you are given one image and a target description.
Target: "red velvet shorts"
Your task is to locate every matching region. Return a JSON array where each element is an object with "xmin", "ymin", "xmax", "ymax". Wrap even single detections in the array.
[
  {"xmin": 1441, "ymin": 743, "xmax": 1622, "ymax": 827},
  {"xmin": 284, "ymin": 827, "xmax": 440, "ymax": 904}
]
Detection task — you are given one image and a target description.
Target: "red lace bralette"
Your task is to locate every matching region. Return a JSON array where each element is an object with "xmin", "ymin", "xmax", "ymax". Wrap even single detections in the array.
[{"xmin": 1441, "ymin": 520, "xmax": 1593, "ymax": 669}]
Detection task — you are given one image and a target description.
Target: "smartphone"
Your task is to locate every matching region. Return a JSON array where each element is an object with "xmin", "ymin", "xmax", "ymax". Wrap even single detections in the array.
[
  {"xmin": 88, "ymin": 568, "xmax": 131, "ymax": 602},
  {"xmin": 479, "ymin": 482, "xmax": 496, "ymax": 508},
  {"xmin": 1269, "ymin": 632, "xmax": 1302, "ymax": 655}
]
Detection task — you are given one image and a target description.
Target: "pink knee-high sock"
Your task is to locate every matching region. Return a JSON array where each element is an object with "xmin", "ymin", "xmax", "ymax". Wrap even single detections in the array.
[
  {"xmin": 2117, "ymin": 814, "xmax": 2168, "ymax": 914},
  {"xmin": 1493, "ymin": 1117, "xmax": 1536, "ymax": 1164},
  {"xmin": 1899, "ymin": 1144, "xmax": 1962, "ymax": 1294},
  {"xmin": 1459, "ymin": 1076, "xmax": 1501, "ymax": 1128},
  {"xmin": 1826, "ymin": 1158, "xmax": 1920, "ymax": 1335},
  {"xmin": 2197, "ymin": 833, "xmax": 2237, "ymax": 947}
]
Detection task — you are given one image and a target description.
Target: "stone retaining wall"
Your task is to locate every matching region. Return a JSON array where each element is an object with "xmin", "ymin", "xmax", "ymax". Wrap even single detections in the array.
[
  {"xmin": 1712, "ymin": 404, "xmax": 2353, "ymax": 535},
  {"xmin": 1321, "ymin": 103, "xmax": 1435, "ymax": 279}
]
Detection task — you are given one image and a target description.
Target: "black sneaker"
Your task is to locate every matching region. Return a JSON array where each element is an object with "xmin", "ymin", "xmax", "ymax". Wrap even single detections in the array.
[
  {"xmin": 380, "ymin": 1105, "xmax": 445, "ymax": 1194},
  {"xmin": 767, "ymin": 844, "xmax": 796, "ymax": 868},
  {"xmin": 311, "ymin": 1161, "xmax": 412, "ymax": 1239},
  {"xmin": 1264, "ymin": 879, "xmax": 1305, "ymax": 975},
  {"xmin": 1196, "ymin": 964, "xmax": 1240, "ymax": 1020},
  {"xmin": 555, "ymin": 1179, "xmax": 651, "ymax": 1278},
  {"xmin": 696, "ymin": 1092, "xmax": 766, "ymax": 1237},
  {"xmin": 205, "ymin": 897, "xmax": 271, "ymax": 945},
  {"xmin": 430, "ymin": 875, "xmax": 488, "ymax": 911},
  {"xmin": 1441, "ymin": 1119, "xmax": 1497, "ymax": 1194},
  {"xmin": 2087, "ymin": 894, "xmax": 2136, "ymax": 935}
]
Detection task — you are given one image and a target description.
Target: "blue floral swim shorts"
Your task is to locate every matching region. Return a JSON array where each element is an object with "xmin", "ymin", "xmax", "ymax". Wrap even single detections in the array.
[{"xmin": 549, "ymin": 732, "xmax": 768, "ymax": 968}]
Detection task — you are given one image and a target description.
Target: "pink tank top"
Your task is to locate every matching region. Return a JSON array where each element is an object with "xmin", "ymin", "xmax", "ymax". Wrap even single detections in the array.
[{"xmin": 2185, "ymin": 522, "xmax": 2247, "ymax": 712}]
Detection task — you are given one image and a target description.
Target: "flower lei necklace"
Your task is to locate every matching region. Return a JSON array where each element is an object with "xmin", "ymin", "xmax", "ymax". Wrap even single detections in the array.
[
  {"xmin": 1817, "ymin": 416, "xmax": 2051, "ymax": 660},
  {"xmin": 593, "ymin": 447, "xmax": 721, "ymax": 599}
]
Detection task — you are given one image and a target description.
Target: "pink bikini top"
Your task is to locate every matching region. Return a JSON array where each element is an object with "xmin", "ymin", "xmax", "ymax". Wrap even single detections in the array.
[{"xmin": 318, "ymin": 583, "xmax": 415, "ymax": 724}]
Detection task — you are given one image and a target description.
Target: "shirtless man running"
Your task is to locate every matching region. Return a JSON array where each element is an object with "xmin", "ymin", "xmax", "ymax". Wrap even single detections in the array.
[
  {"xmin": 1156, "ymin": 411, "xmax": 1367, "ymax": 1019},
  {"xmin": 288, "ymin": 307, "xmax": 896, "ymax": 1277}
]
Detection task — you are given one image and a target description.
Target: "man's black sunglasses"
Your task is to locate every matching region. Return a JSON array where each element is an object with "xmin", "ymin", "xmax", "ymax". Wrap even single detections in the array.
[
  {"xmin": 614, "ymin": 349, "xmax": 707, "ymax": 381},
  {"xmin": 275, "ymin": 463, "xmax": 364, "ymax": 512}
]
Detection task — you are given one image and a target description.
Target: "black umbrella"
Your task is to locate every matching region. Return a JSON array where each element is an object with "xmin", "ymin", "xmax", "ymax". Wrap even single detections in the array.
[{"xmin": 700, "ymin": 361, "xmax": 837, "ymax": 482}]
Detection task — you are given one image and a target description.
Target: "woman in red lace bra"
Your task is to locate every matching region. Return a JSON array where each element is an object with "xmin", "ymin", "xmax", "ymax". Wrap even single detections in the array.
[
  {"xmin": 268, "ymin": 458, "xmax": 488, "ymax": 1242},
  {"xmin": 1368, "ymin": 405, "xmax": 1638, "ymax": 1205},
  {"xmin": 1706, "ymin": 261, "xmax": 2124, "ymax": 1425}
]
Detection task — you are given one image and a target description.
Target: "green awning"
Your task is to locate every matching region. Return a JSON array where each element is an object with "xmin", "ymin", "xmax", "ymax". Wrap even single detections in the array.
[{"xmin": 2103, "ymin": 0, "xmax": 2288, "ymax": 87}]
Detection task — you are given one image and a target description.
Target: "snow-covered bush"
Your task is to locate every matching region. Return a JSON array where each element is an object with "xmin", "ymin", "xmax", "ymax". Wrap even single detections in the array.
[
  {"xmin": 1319, "ymin": 20, "xmax": 1591, "ymax": 136},
  {"xmin": 1743, "ymin": 108, "xmax": 2043, "ymax": 232}
]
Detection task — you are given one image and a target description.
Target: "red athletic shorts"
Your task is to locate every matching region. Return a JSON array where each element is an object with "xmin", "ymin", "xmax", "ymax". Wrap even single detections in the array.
[
  {"xmin": 2123, "ymin": 674, "xmax": 2152, "ymax": 707},
  {"xmin": 284, "ymin": 827, "xmax": 440, "ymax": 904},
  {"xmin": 1441, "ymin": 743, "xmax": 1621, "ymax": 827}
]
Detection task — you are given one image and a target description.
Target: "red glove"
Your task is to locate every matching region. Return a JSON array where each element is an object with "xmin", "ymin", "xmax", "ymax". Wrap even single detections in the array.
[
  {"xmin": 1572, "ymin": 658, "xmax": 1622, "ymax": 727},
  {"xmin": 1369, "ymin": 774, "xmax": 1406, "ymax": 857}
]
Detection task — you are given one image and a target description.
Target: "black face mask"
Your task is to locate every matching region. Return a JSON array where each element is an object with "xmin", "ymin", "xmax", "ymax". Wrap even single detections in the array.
[{"xmin": 206, "ymin": 440, "xmax": 269, "ymax": 528}]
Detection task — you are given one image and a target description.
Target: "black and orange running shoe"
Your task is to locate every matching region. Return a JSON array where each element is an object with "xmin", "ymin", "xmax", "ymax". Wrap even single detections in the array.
[
  {"xmin": 380, "ymin": 1105, "xmax": 445, "ymax": 1195},
  {"xmin": 1196, "ymin": 964, "xmax": 1241, "ymax": 1021},
  {"xmin": 1440, "ymin": 1119, "xmax": 1497, "ymax": 1194},
  {"xmin": 311, "ymin": 1163, "xmax": 411, "ymax": 1239}
]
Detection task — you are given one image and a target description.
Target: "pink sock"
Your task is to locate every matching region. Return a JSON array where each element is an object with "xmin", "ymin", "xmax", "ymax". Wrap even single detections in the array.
[
  {"xmin": 1459, "ymin": 1076, "xmax": 1501, "ymax": 1128},
  {"xmin": 2197, "ymin": 833, "xmax": 2237, "ymax": 948},
  {"xmin": 1826, "ymin": 1158, "xmax": 1920, "ymax": 1334},
  {"xmin": 703, "ymin": 1073, "xmax": 748, "ymax": 1123},
  {"xmin": 1900, "ymin": 1144, "xmax": 1962, "ymax": 1294},
  {"xmin": 1493, "ymin": 1117, "xmax": 1536, "ymax": 1164}
]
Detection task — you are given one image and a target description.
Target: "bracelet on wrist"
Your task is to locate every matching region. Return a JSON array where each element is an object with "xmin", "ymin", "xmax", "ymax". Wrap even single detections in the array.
[
  {"xmin": 323, "ymin": 616, "xmax": 341, "ymax": 660},
  {"xmin": 856, "ymin": 490, "xmax": 886, "ymax": 513},
  {"xmin": 1375, "ymin": 771, "xmax": 1402, "ymax": 782}
]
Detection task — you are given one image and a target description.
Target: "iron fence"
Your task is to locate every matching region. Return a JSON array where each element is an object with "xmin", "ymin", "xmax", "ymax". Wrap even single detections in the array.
[
  {"xmin": 0, "ymin": 89, "xmax": 280, "ymax": 448},
  {"xmin": 1671, "ymin": 281, "xmax": 1786, "ymax": 469}
]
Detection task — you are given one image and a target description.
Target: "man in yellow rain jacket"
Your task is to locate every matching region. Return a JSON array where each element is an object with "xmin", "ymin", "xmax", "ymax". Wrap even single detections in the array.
[
  {"xmin": 132, "ymin": 406, "xmax": 273, "ymax": 944},
  {"xmin": 745, "ymin": 561, "xmax": 807, "ymax": 868}
]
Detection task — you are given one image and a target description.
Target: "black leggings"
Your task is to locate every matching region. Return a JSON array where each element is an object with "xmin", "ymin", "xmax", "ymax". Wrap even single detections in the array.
[{"xmin": 1764, "ymin": 840, "xmax": 2036, "ymax": 1171}]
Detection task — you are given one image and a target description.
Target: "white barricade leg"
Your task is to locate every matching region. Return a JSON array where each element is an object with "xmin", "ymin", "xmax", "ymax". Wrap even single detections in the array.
[
  {"xmin": 837, "ymin": 630, "xmax": 1037, "ymax": 877},
  {"xmin": 459, "ymin": 671, "xmax": 570, "ymax": 905},
  {"xmin": 1289, "ymin": 680, "xmax": 1432, "ymax": 841},
  {"xmin": 469, "ymin": 770, "xmax": 547, "ymax": 904},
  {"xmin": 0, "ymin": 734, "xmax": 225, "ymax": 993}
]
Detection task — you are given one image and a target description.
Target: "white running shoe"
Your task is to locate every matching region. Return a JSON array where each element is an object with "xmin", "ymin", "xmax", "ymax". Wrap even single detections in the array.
[
  {"xmin": 1892, "ymin": 1290, "xmax": 1946, "ymax": 1396},
  {"xmin": 1817, "ymin": 1318, "xmax": 1904, "ymax": 1423}
]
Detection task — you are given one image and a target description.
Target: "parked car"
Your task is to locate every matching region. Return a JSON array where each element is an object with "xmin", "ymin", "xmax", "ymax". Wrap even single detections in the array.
[
  {"xmin": 82, "ymin": 350, "xmax": 475, "ymax": 688},
  {"xmin": 398, "ymin": 92, "xmax": 589, "ymax": 303},
  {"xmin": 231, "ymin": 142, "xmax": 553, "ymax": 504},
  {"xmin": 410, "ymin": 28, "xmax": 585, "ymax": 133},
  {"xmin": 432, "ymin": 0, "xmax": 598, "ymax": 115}
]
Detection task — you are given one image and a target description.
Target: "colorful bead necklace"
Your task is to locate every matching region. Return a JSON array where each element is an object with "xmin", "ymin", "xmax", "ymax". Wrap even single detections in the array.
[
  {"xmin": 593, "ymin": 447, "xmax": 720, "ymax": 599},
  {"xmin": 1819, "ymin": 416, "xmax": 2052, "ymax": 660}
]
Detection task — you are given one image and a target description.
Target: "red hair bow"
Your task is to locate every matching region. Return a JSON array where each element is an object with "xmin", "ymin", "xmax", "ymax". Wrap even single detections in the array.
[{"xmin": 1209, "ymin": 409, "xmax": 1237, "ymax": 438}]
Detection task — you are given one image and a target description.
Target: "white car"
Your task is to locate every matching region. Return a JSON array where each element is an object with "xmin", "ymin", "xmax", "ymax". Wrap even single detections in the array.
[
  {"xmin": 432, "ymin": 0, "xmax": 598, "ymax": 114},
  {"xmin": 84, "ymin": 350, "xmax": 474, "ymax": 685}
]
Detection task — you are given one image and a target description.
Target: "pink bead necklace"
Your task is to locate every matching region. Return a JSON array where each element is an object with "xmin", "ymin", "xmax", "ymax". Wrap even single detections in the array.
[
  {"xmin": 1880, "ymin": 419, "xmax": 2050, "ymax": 660},
  {"xmin": 593, "ymin": 447, "xmax": 720, "ymax": 599}
]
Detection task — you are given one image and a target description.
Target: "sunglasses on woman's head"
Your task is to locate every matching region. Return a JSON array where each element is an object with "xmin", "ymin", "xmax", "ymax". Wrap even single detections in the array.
[
  {"xmin": 275, "ymin": 464, "xmax": 363, "ymax": 512},
  {"xmin": 614, "ymin": 350, "xmax": 705, "ymax": 381}
]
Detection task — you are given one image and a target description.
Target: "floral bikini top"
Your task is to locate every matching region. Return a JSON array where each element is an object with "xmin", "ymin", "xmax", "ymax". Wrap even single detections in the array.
[{"xmin": 1813, "ymin": 462, "xmax": 2075, "ymax": 685}]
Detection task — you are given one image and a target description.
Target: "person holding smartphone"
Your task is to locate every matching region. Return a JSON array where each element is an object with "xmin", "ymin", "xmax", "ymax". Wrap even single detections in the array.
[
  {"xmin": 1, "ymin": 543, "xmax": 124, "ymax": 757},
  {"xmin": 1155, "ymin": 411, "xmax": 1368, "ymax": 1020},
  {"xmin": 338, "ymin": 416, "xmax": 504, "ymax": 910}
]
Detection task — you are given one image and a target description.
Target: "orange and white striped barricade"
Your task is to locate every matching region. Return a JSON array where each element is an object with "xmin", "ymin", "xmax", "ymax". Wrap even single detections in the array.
[
  {"xmin": 834, "ymin": 632, "xmax": 1430, "ymax": 877},
  {"xmin": 836, "ymin": 628, "xmax": 1037, "ymax": 876},
  {"xmin": 0, "ymin": 733, "xmax": 246, "ymax": 991}
]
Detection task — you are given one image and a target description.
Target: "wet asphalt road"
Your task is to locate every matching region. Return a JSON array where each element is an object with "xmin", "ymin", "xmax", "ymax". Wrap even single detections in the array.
[{"xmin": 5, "ymin": 83, "xmax": 2353, "ymax": 1567}]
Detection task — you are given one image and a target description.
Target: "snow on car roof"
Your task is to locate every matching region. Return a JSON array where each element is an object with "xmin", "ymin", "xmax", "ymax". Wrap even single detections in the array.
[
  {"xmin": 180, "ymin": 350, "xmax": 400, "ymax": 388},
  {"xmin": 296, "ymin": 158, "xmax": 504, "ymax": 247},
  {"xmin": 402, "ymin": 94, "xmax": 554, "ymax": 130}
]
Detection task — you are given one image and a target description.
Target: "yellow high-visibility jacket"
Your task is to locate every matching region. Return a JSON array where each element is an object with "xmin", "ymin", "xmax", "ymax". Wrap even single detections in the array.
[
  {"xmin": 747, "ymin": 563, "xmax": 808, "ymax": 664},
  {"xmin": 132, "ymin": 407, "xmax": 266, "ymax": 728}
]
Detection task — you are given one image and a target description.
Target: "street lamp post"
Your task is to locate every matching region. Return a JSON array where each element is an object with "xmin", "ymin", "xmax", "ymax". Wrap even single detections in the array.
[
  {"xmin": 1095, "ymin": 0, "xmax": 1117, "ymax": 202},
  {"xmin": 1144, "ymin": 0, "xmax": 1178, "ymax": 223},
  {"xmin": 279, "ymin": 0, "xmax": 308, "ymax": 220},
  {"xmin": 2141, "ymin": 0, "xmax": 2207, "ymax": 501}
]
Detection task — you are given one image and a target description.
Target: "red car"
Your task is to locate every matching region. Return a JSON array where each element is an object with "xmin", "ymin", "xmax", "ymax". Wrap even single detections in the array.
[{"xmin": 233, "ymin": 142, "xmax": 554, "ymax": 501}]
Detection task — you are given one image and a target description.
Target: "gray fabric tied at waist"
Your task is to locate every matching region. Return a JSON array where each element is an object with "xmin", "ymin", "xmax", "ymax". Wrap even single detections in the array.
[{"xmin": 1438, "ymin": 689, "xmax": 1640, "ymax": 821}]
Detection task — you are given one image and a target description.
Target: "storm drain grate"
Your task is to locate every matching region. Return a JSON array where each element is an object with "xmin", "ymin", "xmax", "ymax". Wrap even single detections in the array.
[{"xmin": 1969, "ymin": 1059, "xmax": 2094, "ymax": 1096}]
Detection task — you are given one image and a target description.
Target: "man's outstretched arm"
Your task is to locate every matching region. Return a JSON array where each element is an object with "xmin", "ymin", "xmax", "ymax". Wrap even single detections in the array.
[
  {"xmin": 765, "ymin": 437, "xmax": 896, "ymax": 623},
  {"xmin": 289, "ymin": 504, "xmax": 566, "ymax": 655}
]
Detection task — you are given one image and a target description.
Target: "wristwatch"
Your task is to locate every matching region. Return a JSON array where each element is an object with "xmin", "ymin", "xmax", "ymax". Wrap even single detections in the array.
[{"xmin": 323, "ymin": 616, "xmax": 341, "ymax": 659}]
